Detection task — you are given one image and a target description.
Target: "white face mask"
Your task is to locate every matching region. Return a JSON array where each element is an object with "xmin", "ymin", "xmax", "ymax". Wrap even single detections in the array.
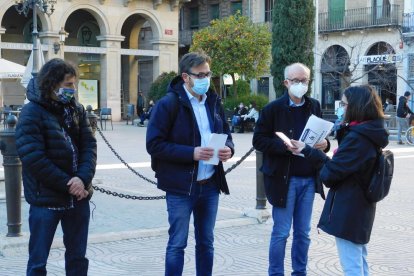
[{"xmin": 289, "ymin": 83, "xmax": 308, "ymax": 98}]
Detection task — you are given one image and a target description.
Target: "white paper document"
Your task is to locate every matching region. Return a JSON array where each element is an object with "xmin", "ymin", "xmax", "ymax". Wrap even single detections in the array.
[
  {"xmin": 204, "ymin": 133, "xmax": 228, "ymax": 165},
  {"xmin": 275, "ymin": 132, "xmax": 294, "ymax": 148},
  {"xmin": 299, "ymin": 115, "xmax": 334, "ymax": 147}
]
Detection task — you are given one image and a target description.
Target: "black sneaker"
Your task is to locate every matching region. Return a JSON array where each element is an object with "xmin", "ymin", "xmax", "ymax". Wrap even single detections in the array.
[
  {"xmin": 138, "ymin": 122, "xmax": 144, "ymax": 127},
  {"xmin": 398, "ymin": 141, "xmax": 405, "ymax": 145}
]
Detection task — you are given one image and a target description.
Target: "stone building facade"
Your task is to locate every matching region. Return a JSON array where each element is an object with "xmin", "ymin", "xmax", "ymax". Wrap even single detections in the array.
[
  {"xmin": 316, "ymin": 0, "xmax": 406, "ymax": 112},
  {"xmin": 180, "ymin": 0, "xmax": 414, "ymax": 112},
  {"xmin": 0, "ymin": 0, "xmax": 185, "ymax": 120}
]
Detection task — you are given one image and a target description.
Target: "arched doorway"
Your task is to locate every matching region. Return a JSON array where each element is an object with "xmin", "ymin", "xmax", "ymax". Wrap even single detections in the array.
[
  {"xmin": 0, "ymin": 5, "xmax": 47, "ymax": 106},
  {"xmin": 321, "ymin": 45, "xmax": 350, "ymax": 111},
  {"xmin": 120, "ymin": 14, "xmax": 156, "ymax": 119},
  {"xmin": 64, "ymin": 10, "xmax": 103, "ymax": 110},
  {"xmin": 365, "ymin": 42, "xmax": 397, "ymax": 105}
]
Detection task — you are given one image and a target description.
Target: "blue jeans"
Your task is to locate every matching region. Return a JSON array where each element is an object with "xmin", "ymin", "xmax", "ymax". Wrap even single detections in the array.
[
  {"xmin": 397, "ymin": 116, "xmax": 409, "ymax": 142},
  {"xmin": 27, "ymin": 199, "xmax": 90, "ymax": 276},
  {"xmin": 335, "ymin": 237, "xmax": 369, "ymax": 276},
  {"xmin": 165, "ymin": 180, "xmax": 220, "ymax": 276},
  {"xmin": 269, "ymin": 176, "xmax": 315, "ymax": 276}
]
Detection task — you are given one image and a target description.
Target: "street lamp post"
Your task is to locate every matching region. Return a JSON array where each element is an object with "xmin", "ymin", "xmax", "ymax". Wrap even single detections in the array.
[{"xmin": 14, "ymin": 0, "xmax": 57, "ymax": 77}]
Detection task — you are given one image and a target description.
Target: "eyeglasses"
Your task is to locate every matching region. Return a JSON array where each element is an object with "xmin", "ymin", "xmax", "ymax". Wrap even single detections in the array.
[
  {"xmin": 187, "ymin": 71, "xmax": 213, "ymax": 79},
  {"xmin": 287, "ymin": 78, "xmax": 309, "ymax": 85}
]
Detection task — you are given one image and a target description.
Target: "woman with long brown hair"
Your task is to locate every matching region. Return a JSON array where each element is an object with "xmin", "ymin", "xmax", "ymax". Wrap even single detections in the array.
[{"xmin": 289, "ymin": 85, "xmax": 388, "ymax": 275}]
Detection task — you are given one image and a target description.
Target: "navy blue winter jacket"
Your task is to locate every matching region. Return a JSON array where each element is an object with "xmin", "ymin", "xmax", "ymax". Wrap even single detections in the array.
[
  {"xmin": 15, "ymin": 78, "xmax": 97, "ymax": 207},
  {"xmin": 253, "ymin": 92, "xmax": 328, "ymax": 207},
  {"xmin": 146, "ymin": 76, "xmax": 234, "ymax": 195},
  {"xmin": 301, "ymin": 119, "xmax": 388, "ymax": 244}
]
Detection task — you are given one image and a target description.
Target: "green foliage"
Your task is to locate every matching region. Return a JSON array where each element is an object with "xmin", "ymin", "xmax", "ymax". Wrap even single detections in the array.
[
  {"xmin": 148, "ymin": 71, "xmax": 177, "ymax": 101},
  {"xmin": 227, "ymin": 80, "xmax": 251, "ymax": 97},
  {"xmin": 271, "ymin": 0, "xmax": 315, "ymax": 97},
  {"xmin": 223, "ymin": 94, "xmax": 269, "ymax": 112},
  {"xmin": 190, "ymin": 14, "xmax": 271, "ymax": 97}
]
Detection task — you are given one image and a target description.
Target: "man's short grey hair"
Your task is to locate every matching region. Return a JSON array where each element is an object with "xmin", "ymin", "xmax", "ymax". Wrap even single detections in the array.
[
  {"xmin": 179, "ymin": 51, "xmax": 211, "ymax": 74},
  {"xmin": 284, "ymin": 63, "xmax": 311, "ymax": 79}
]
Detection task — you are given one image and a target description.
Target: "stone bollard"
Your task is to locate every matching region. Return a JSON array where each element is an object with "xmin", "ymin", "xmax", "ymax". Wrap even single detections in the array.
[
  {"xmin": 0, "ymin": 115, "xmax": 22, "ymax": 237},
  {"xmin": 255, "ymin": 150, "xmax": 267, "ymax": 210},
  {"xmin": 86, "ymin": 105, "xmax": 98, "ymax": 135}
]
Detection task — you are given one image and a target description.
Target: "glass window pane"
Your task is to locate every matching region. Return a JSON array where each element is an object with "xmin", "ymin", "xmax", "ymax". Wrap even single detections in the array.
[
  {"xmin": 190, "ymin": 7, "xmax": 199, "ymax": 28},
  {"xmin": 265, "ymin": 0, "xmax": 274, "ymax": 22},
  {"xmin": 231, "ymin": 1, "xmax": 242, "ymax": 15},
  {"xmin": 210, "ymin": 4, "xmax": 220, "ymax": 21},
  {"xmin": 408, "ymin": 54, "xmax": 414, "ymax": 79}
]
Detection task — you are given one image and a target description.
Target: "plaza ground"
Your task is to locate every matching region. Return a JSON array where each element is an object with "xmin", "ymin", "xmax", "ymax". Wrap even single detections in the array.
[{"xmin": 0, "ymin": 122, "xmax": 413, "ymax": 275}]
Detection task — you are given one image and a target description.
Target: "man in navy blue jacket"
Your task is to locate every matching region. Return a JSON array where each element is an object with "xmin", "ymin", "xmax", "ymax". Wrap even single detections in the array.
[
  {"xmin": 253, "ymin": 63, "xmax": 329, "ymax": 276},
  {"xmin": 146, "ymin": 52, "xmax": 234, "ymax": 276}
]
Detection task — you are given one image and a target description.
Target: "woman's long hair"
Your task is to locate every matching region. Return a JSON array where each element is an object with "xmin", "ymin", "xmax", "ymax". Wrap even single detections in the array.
[{"xmin": 343, "ymin": 85, "xmax": 384, "ymax": 123}]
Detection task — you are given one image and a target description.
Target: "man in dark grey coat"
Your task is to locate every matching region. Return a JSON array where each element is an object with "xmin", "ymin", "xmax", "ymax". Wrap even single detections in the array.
[{"xmin": 253, "ymin": 63, "xmax": 329, "ymax": 276}]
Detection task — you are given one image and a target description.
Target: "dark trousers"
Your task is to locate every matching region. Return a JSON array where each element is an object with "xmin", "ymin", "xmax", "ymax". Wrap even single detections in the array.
[
  {"xmin": 240, "ymin": 118, "xmax": 255, "ymax": 133},
  {"xmin": 140, "ymin": 113, "xmax": 150, "ymax": 124},
  {"xmin": 137, "ymin": 106, "xmax": 144, "ymax": 117},
  {"xmin": 27, "ymin": 199, "xmax": 90, "ymax": 276}
]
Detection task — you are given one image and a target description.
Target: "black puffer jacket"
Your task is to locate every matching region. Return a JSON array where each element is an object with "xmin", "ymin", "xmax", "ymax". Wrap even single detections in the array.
[
  {"xmin": 15, "ymin": 78, "xmax": 97, "ymax": 207},
  {"xmin": 301, "ymin": 119, "xmax": 388, "ymax": 244}
]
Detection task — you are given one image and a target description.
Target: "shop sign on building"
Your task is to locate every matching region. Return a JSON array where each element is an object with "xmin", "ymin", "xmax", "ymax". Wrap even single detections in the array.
[
  {"xmin": 358, "ymin": 54, "xmax": 403, "ymax": 65},
  {"xmin": 78, "ymin": 79, "xmax": 98, "ymax": 110}
]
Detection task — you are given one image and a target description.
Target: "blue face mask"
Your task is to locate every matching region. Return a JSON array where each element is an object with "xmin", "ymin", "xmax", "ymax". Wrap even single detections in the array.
[
  {"xmin": 54, "ymin": 87, "xmax": 75, "ymax": 104},
  {"xmin": 191, "ymin": 77, "xmax": 210, "ymax": 95}
]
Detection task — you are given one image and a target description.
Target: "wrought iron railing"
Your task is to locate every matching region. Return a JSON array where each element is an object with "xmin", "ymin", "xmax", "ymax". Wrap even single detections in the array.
[
  {"xmin": 319, "ymin": 5, "xmax": 400, "ymax": 33},
  {"xmin": 403, "ymin": 12, "xmax": 414, "ymax": 33}
]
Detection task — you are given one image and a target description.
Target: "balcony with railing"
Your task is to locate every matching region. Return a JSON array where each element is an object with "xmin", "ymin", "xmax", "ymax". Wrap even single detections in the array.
[
  {"xmin": 319, "ymin": 5, "xmax": 400, "ymax": 33},
  {"xmin": 403, "ymin": 12, "xmax": 414, "ymax": 34}
]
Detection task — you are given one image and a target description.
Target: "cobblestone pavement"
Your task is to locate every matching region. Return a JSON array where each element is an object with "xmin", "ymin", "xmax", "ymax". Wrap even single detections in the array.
[{"xmin": 0, "ymin": 123, "xmax": 414, "ymax": 275}]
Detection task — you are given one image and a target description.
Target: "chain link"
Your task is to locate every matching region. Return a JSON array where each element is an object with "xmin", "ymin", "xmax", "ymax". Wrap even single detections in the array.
[
  {"xmin": 96, "ymin": 127, "xmax": 157, "ymax": 185},
  {"xmin": 93, "ymin": 185, "xmax": 166, "ymax": 200},
  {"xmin": 93, "ymin": 126, "xmax": 255, "ymax": 200}
]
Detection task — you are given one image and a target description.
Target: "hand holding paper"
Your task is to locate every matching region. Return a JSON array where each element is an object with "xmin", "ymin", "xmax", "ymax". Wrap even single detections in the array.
[
  {"xmin": 299, "ymin": 115, "xmax": 334, "ymax": 147},
  {"xmin": 275, "ymin": 132, "xmax": 294, "ymax": 148}
]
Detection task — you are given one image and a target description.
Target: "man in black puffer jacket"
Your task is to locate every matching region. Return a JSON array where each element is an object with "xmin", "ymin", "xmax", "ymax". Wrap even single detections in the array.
[{"xmin": 15, "ymin": 59, "xmax": 96, "ymax": 276}]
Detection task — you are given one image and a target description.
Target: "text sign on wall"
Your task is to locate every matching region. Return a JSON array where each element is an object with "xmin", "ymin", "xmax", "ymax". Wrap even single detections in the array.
[
  {"xmin": 358, "ymin": 54, "xmax": 403, "ymax": 65},
  {"xmin": 78, "ymin": 79, "xmax": 98, "ymax": 110}
]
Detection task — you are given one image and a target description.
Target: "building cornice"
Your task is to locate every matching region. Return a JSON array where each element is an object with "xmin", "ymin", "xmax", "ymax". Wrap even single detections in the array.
[{"xmin": 96, "ymin": 35, "xmax": 125, "ymax": 42}]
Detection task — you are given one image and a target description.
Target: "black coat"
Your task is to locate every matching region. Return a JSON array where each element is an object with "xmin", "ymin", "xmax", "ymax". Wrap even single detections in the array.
[
  {"xmin": 146, "ymin": 76, "xmax": 234, "ymax": 195},
  {"xmin": 301, "ymin": 119, "xmax": 389, "ymax": 244},
  {"xmin": 15, "ymin": 78, "xmax": 97, "ymax": 207},
  {"xmin": 397, "ymin": 96, "xmax": 413, "ymax": 118},
  {"xmin": 252, "ymin": 92, "xmax": 328, "ymax": 207}
]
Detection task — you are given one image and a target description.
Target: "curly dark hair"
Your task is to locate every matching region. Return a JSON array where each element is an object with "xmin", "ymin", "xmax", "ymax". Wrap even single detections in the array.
[{"xmin": 37, "ymin": 58, "xmax": 77, "ymax": 100}]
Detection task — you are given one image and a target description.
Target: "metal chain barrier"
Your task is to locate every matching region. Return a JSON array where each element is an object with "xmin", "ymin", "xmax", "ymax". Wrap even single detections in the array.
[{"xmin": 93, "ymin": 126, "xmax": 255, "ymax": 200}]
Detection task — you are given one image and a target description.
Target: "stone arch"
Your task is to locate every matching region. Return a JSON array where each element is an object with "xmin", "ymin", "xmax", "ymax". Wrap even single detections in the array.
[
  {"xmin": 58, "ymin": 4, "xmax": 109, "ymax": 35},
  {"xmin": 320, "ymin": 44, "xmax": 351, "ymax": 110},
  {"xmin": 116, "ymin": 10, "xmax": 162, "ymax": 39},
  {"xmin": 0, "ymin": 1, "xmax": 52, "ymax": 33},
  {"xmin": 365, "ymin": 41, "xmax": 395, "ymax": 56},
  {"xmin": 365, "ymin": 41, "xmax": 397, "ymax": 104},
  {"xmin": 321, "ymin": 44, "xmax": 350, "ymax": 73}
]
